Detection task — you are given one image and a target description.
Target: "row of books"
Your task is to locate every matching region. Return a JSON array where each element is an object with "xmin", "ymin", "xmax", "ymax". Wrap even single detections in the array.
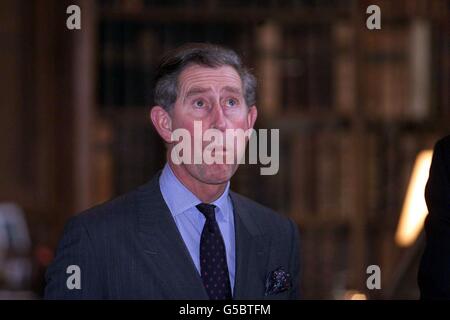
[
  {"xmin": 99, "ymin": 21, "xmax": 252, "ymax": 108},
  {"xmin": 269, "ymin": 130, "xmax": 433, "ymax": 298},
  {"xmin": 99, "ymin": 19, "xmax": 439, "ymax": 122},
  {"xmin": 299, "ymin": 224, "xmax": 350, "ymax": 299},
  {"xmin": 98, "ymin": 0, "xmax": 351, "ymax": 11},
  {"xmin": 253, "ymin": 129, "xmax": 434, "ymax": 225}
]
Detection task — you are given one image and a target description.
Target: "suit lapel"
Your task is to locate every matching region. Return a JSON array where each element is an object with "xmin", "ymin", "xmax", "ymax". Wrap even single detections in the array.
[
  {"xmin": 134, "ymin": 173, "xmax": 270, "ymax": 299},
  {"xmin": 136, "ymin": 174, "xmax": 208, "ymax": 299},
  {"xmin": 230, "ymin": 192, "xmax": 270, "ymax": 299}
]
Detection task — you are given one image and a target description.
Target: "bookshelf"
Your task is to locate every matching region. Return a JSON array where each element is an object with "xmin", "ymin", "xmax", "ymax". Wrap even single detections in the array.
[{"xmin": 93, "ymin": 0, "xmax": 450, "ymax": 299}]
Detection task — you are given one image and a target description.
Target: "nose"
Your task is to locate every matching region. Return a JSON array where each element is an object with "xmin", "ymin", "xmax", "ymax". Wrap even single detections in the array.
[{"xmin": 210, "ymin": 104, "xmax": 227, "ymax": 132}]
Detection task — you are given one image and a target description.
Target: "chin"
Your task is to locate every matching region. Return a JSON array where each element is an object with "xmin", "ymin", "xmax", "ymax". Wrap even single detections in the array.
[{"xmin": 196, "ymin": 163, "xmax": 238, "ymax": 185}]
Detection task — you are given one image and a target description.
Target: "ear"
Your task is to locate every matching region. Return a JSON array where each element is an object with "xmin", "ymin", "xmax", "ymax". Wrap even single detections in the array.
[
  {"xmin": 150, "ymin": 106, "xmax": 173, "ymax": 144},
  {"xmin": 247, "ymin": 105, "xmax": 258, "ymax": 129}
]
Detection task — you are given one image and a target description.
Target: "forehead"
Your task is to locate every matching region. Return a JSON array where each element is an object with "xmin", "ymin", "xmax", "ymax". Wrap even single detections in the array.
[{"xmin": 177, "ymin": 64, "xmax": 243, "ymax": 94}]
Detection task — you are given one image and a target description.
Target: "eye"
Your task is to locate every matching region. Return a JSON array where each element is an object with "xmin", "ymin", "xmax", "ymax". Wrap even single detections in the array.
[
  {"xmin": 194, "ymin": 99, "xmax": 206, "ymax": 108},
  {"xmin": 225, "ymin": 98, "xmax": 238, "ymax": 108}
]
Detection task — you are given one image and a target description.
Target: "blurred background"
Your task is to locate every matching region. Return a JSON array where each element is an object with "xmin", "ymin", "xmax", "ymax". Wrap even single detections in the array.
[{"xmin": 0, "ymin": 0, "xmax": 449, "ymax": 299}]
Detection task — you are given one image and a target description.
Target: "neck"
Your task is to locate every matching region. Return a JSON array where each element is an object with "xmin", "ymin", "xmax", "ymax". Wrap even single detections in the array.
[{"xmin": 167, "ymin": 161, "xmax": 227, "ymax": 203}]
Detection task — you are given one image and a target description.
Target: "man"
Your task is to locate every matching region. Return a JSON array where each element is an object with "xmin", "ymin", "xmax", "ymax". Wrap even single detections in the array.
[
  {"xmin": 45, "ymin": 43, "xmax": 300, "ymax": 299},
  {"xmin": 418, "ymin": 135, "xmax": 450, "ymax": 299}
]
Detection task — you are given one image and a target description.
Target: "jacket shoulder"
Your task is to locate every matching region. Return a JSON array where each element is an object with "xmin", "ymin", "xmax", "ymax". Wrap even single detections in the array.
[
  {"xmin": 230, "ymin": 191, "xmax": 296, "ymax": 234},
  {"xmin": 435, "ymin": 135, "xmax": 450, "ymax": 152},
  {"xmin": 436, "ymin": 135, "xmax": 450, "ymax": 145},
  {"xmin": 432, "ymin": 135, "xmax": 450, "ymax": 171},
  {"xmin": 76, "ymin": 188, "xmax": 140, "ymax": 226},
  {"xmin": 71, "ymin": 179, "xmax": 158, "ymax": 239}
]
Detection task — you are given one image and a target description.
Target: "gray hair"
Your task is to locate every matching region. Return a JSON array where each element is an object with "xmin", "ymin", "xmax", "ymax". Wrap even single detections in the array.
[{"xmin": 153, "ymin": 43, "xmax": 257, "ymax": 111}]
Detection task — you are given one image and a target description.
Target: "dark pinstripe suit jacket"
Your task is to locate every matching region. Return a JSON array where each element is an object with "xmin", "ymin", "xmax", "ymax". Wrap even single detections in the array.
[
  {"xmin": 44, "ymin": 173, "xmax": 300, "ymax": 299},
  {"xmin": 419, "ymin": 135, "xmax": 450, "ymax": 299}
]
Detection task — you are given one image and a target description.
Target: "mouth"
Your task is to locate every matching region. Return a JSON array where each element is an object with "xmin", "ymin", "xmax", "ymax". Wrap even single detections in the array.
[
  {"xmin": 210, "ymin": 148, "xmax": 227, "ymax": 156},
  {"xmin": 205, "ymin": 144, "xmax": 227, "ymax": 153},
  {"xmin": 203, "ymin": 146, "xmax": 236, "ymax": 164}
]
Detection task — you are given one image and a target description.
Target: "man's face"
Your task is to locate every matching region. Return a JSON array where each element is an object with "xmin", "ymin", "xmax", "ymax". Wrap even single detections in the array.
[{"xmin": 169, "ymin": 64, "xmax": 257, "ymax": 185}]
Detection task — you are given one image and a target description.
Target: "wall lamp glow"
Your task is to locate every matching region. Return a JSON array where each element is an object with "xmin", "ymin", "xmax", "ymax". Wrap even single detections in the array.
[{"xmin": 395, "ymin": 150, "xmax": 433, "ymax": 247}]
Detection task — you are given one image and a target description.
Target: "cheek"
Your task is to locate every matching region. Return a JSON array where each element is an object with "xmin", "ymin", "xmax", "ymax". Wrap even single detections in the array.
[
  {"xmin": 172, "ymin": 104, "xmax": 205, "ymax": 128},
  {"xmin": 226, "ymin": 108, "xmax": 252, "ymax": 124},
  {"xmin": 171, "ymin": 117, "xmax": 201, "ymax": 143},
  {"xmin": 171, "ymin": 107, "xmax": 192, "ymax": 130},
  {"xmin": 173, "ymin": 113, "xmax": 212, "ymax": 132},
  {"xmin": 174, "ymin": 121, "xmax": 195, "ymax": 137},
  {"xmin": 227, "ymin": 115, "xmax": 251, "ymax": 130}
]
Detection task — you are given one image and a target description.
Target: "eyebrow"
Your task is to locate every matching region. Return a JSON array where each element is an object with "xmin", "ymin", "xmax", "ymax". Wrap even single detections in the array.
[
  {"xmin": 183, "ymin": 85, "xmax": 243, "ymax": 102},
  {"xmin": 184, "ymin": 87, "xmax": 212, "ymax": 100},
  {"xmin": 221, "ymin": 86, "xmax": 242, "ymax": 95}
]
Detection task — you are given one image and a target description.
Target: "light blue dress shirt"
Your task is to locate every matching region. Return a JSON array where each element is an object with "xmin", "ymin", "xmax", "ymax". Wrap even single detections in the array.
[{"xmin": 159, "ymin": 163, "xmax": 236, "ymax": 292}]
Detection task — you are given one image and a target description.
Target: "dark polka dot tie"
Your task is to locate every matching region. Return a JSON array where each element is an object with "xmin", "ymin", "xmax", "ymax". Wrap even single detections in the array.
[{"xmin": 196, "ymin": 203, "xmax": 232, "ymax": 300}]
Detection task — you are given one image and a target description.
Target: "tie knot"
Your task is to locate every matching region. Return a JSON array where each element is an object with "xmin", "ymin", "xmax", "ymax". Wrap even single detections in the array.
[{"xmin": 196, "ymin": 203, "xmax": 216, "ymax": 220}]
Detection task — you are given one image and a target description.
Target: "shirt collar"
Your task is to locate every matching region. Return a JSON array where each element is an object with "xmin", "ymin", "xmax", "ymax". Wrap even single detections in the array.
[
  {"xmin": 159, "ymin": 163, "xmax": 231, "ymax": 222},
  {"xmin": 211, "ymin": 178, "xmax": 231, "ymax": 223}
]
